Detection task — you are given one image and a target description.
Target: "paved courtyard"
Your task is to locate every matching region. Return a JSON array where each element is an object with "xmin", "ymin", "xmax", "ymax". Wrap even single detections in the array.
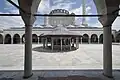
[{"xmin": 0, "ymin": 44, "xmax": 120, "ymax": 70}]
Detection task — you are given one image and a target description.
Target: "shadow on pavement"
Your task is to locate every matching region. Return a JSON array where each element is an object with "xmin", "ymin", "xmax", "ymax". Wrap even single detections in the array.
[{"xmin": 32, "ymin": 46, "xmax": 77, "ymax": 53}]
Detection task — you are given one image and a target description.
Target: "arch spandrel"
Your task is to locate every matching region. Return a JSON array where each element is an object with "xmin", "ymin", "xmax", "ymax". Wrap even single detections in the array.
[
  {"xmin": 93, "ymin": 0, "xmax": 106, "ymax": 15},
  {"xmin": 93, "ymin": 0, "xmax": 119, "ymax": 26},
  {"xmin": 93, "ymin": 0, "xmax": 119, "ymax": 15},
  {"xmin": 18, "ymin": 0, "xmax": 41, "ymax": 25}
]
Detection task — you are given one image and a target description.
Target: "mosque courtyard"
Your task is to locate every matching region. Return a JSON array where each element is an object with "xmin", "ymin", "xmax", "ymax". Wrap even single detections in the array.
[
  {"xmin": 0, "ymin": 44, "xmax": 120, "ymax": 80},
  {"xmin": 0, "ymin": 44, "xmax": 120, "ymax": 70}
]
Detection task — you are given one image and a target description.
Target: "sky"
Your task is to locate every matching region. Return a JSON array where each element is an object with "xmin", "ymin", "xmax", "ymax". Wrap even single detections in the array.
[{"xmin": 0, "ymin": 0, "xmax": 120, "ymax": 30}]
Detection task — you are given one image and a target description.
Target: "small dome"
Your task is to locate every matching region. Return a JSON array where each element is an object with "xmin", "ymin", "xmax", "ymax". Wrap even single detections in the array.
[
  {"xmin": 67, "ymin": 25, "xmax": 75, "ymax": 27},
  {"xmin": 80, "ymin": 24, "xmax": 86, "ymax": 27},
  {"xmin": 71, "ymin": 13, "xmax": 75, "ymax": 15},
  {"xmin": 39, "ymin": 25, "xmax": 44, "ymax": 28},
  {"xmin": 35, "ymin": 25, "xmax": 43, "ymax": 28},
  {"xmin": 44, "ymin": 24, "xmax": 53, "ymax": 27}
]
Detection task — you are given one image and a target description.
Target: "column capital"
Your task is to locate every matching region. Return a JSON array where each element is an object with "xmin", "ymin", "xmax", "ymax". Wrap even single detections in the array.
[
  {"xmin": 98, "ymin": 13, "xmax": 117, "ymax": 27},
  {"xmin": 21, "ymin": 14, "xmax": 36, "ymax": 26}
]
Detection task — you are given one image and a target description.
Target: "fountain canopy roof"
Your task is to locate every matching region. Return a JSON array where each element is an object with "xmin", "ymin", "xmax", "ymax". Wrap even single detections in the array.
[{"xmin": 42, "ymin": 25, "xmax": 81, "ymax": 37}]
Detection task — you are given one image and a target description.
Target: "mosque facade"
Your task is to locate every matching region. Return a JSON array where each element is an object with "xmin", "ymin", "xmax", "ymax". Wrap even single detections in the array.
[{"xmin": 0, "ymin": 9, "xmax": 120, "ymax": 44}]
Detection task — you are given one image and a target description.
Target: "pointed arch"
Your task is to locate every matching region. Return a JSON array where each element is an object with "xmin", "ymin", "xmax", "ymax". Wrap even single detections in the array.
[
  {"xmin": 13, "ymin": 34, "xmax": 20, "ymax": 44},
  {"xmin": 5, "ymin": 34, "xmax": 11, "ymax": 44}
]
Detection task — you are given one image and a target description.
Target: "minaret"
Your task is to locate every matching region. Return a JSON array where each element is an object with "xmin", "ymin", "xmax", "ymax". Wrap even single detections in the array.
[
  {"xmin": 44, "ymin": 14, "xmax": 49, "ymax": 26},
  {"xmin": 82, "ymin": 0, "xmax": 88, "ymax": 26},
  {"xmin": 44, "ymin": 0, "xmax": 50, "ymax": 26}
]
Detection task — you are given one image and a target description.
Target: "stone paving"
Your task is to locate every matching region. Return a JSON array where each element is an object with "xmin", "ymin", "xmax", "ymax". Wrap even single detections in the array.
[
  {"xmin": 0, "ymin": 70, "xmax": 120, "ymax": 80},
  {"xmin": 0, "ymin": 44, "xmax": 120, "ymax": 80},
  {"xmin": 0, "ymin": 44, "xmax": 120, "ymax": 70}
]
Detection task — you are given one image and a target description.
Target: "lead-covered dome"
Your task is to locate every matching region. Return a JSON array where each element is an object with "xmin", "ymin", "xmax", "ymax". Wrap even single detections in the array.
[{"xmin": 50, "ymin": 9, "xmax": 69, "ymax": 15}]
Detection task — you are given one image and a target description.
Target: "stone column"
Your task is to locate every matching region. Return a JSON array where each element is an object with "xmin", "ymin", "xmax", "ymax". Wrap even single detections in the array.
[
  {"xmin": 51, "ymin": 38, "xmax": 54, "ymax": 50},
  {"xmin": 24, "ymin": 25, "xmax": 33, "ymax": 78},
  {"xmin": 89, "ymin": 38, "xmax": 90, "ymax": 44},
  {"xmin": 38, "ymin": 37, "xmax": 39, "ymax": 44},
  {"xmin": 72, "ymin": 39, "xmax": 74, "ymax": 47},
  {"xmin": 98, "ymin": 13, "xmax": 118, "ymax": 78},
  {"xmin": 103, "ymin": 25, "xmax": 112, "ymax": 77},
  {"xmin": 23, "ymin": 37, "xmax": 25, "ymax": 44},
  {"xmin": 45, "ymin": 38, "xmax": 48, "ymax": 47},
  {"xmin": 98, "ymin": 39, "xmax": 99, "ymax": 44},
  {"xmin": 18, "ymin": 0, "xmax": 41, "ymax": 78},
  {"xmin": 11, "ymin": 37, "xmax": 13, "ymax": 44},
  {"xmin": 3, "ymin": 36, "xmax": 4, "ymax": 44},
  {"xmin": 76, "ymin": 37, "xmax": 79, "ymax": 49},
  {"xmin": 70, "ymin": 38, "xmax": 71, "ymax": 50},
  {"xmin": 61, "ymin": 37, "xmax": 63, "ymax": 51},
  {"xmin": 43, "ymin": 38, "xmax": 45, "ymax": 48},
  {"xmin": 80, "ymin": 37, "xmax": 82, "ymax": 44},
  {"xmin": 76, "ymin": 37, "xmax": 77, "ymax": 48},
  {"xmin": 45, "ymin": 38, "xmax": 47, "ymax": 48},
  {"xmin": 64, "ymin": 39, "xmax": 66, "ymax": 47},
  {"xmin": 20, "ymin": 36, "xmax": 22, "ymax": 44}
]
